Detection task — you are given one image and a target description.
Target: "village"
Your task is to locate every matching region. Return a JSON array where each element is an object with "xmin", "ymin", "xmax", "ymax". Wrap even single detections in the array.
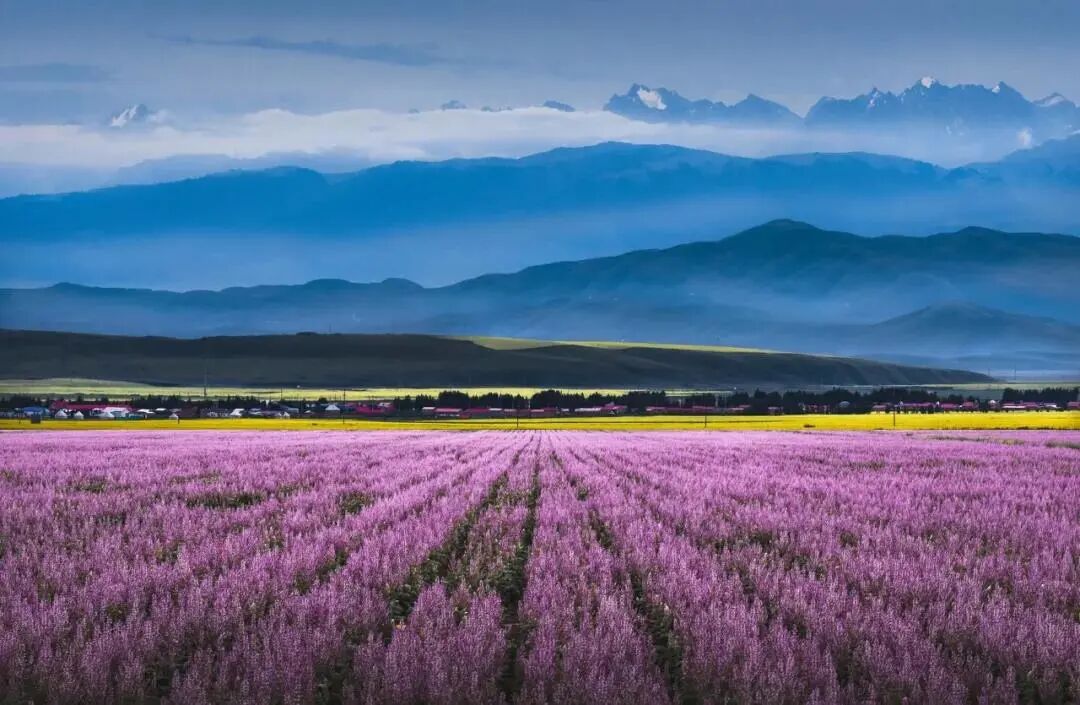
[{"xmin": 6, "ymin": 390, "xmax": 1077, "ymax": 421}]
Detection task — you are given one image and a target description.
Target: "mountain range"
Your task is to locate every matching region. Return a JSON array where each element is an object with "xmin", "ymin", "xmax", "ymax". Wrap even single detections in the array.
[
  {"xmin": 604, "ymin": 85, "xmax": 800, "ymax": 125},
  {"xmin": 4, "ymin": 220, "xmax": 1078, "ymax": 376},
  {"xmin": 2, "ymin": 138, "xmax": 1079, "ymax": 289},
  {"xmin": 605, "ymin": 77, "xmax": 1080, "ymax": 139}
]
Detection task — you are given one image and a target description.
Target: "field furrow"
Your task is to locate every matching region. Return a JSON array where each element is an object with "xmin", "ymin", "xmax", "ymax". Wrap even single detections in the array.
[{"xmin": 1, "ymin": 430, "xmax": 1077, "ymax": 704}]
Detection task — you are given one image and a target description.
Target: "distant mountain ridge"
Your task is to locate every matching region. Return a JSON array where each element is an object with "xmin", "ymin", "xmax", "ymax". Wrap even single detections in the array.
[
  {"xmin": 604, "ymin": 84, "xmax": 800, "ymax": 125},
  {"xmin": 3, "ymin": 138, "xmax": 1079, "ymax": 289},
  {"xmin": 605, "ymin": 77, "xmax": 1080, "ymax": 138},
  {"xmin": 3, "ymin": 220, "xmax": 1078, "ymax": 374}
]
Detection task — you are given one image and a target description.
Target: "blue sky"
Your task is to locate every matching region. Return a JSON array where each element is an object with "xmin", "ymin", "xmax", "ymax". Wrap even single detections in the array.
[{"xmin": 3, "ymin": 0, "xmax": 1079, "ymax": 122}]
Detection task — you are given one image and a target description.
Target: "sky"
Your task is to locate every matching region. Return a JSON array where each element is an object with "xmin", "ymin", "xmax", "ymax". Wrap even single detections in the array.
[{"xmin": 1, "ymin": 0, "xmax": 1079, "ymax": 184}]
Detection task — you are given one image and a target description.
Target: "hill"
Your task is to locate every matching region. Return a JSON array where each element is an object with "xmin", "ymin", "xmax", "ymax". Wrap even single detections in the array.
[
  {"xmin": 3, "ymin": 220, "xmax": 1078, "ymax": 375},
  {"xmin": 2, "ymin": 142, "xmax": 1078, "ymax": 289},
  {"xmin": 3, "ymin": 220, "xmax": 1076, "ymax": 331},
  {"xmin": 0, "ymin": 330, "xmax": 991, "ymax": 389}
]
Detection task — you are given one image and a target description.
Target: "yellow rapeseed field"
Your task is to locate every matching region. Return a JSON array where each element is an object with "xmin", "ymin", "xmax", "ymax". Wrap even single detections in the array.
[{"xmin": 2, "ymin": 411, "xmax": 1076, "ymax": 432}]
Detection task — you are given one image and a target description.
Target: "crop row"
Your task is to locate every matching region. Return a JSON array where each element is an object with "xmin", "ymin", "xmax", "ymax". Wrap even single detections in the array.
[{"xmin": 0, "ymin": 430, "xmax": 1077, "ymax": 704}]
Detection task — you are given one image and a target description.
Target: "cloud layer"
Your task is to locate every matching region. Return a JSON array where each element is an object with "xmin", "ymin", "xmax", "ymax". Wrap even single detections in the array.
[
  {"xmin": 0, "ymin": 103, "xmax": 1040, "ymax": 190},
  {"xmin": 164, "ymin": 35, "xmax": 462, "ymax": 68}
]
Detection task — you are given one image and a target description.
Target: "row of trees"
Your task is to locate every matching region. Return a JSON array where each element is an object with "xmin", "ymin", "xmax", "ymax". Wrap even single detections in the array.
[{"xmin": 6, "ymin": 387, "xmax": 1075, "ymax": 415}]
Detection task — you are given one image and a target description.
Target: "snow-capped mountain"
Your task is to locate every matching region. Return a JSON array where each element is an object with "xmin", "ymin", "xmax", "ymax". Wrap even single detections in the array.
[
  {"xmin": 805, "ymin": 77, "xmax": 1078, "ymax": 135},
  {"xmin": 108, "ymin": 104, "xmax": 166, "ymax": 129},
  {"xmin": 604, "ymin": 84, "xmax": 799, "ymax": 125},
  {"xmin": 604, "ymin": 78, "xmax": 1079, "ymax": 139}
]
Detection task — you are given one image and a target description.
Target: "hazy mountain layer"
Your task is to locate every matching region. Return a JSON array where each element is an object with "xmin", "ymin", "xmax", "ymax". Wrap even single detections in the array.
[
  {"xmin": 3, "ymin": 220, "xmax": 1078, "ymax": 375},
  {"xmin": 2, "ymin": 140, "xmax": 1078, "ymax": 288}
]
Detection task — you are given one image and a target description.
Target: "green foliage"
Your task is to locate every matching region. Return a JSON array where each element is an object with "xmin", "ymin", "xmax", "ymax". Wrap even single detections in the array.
[
  {"xmin": 337, "ymin": 491, "xmax": 373, "ymax": 516},
  {"xmin": 186, "ymin": 491, "xmax": 264, "ymax": 510}
]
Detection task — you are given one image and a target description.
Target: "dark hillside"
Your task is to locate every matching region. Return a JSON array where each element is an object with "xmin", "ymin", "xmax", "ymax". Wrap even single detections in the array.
[{"xmin": 0, "ymin": 330, "xmax": 991, "ymax": 389}]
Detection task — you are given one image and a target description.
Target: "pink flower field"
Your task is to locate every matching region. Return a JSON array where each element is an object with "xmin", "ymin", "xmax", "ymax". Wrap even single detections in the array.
[{"xmin": 1, "ymin": 430, "xmax": 1077, "ymax": 704}]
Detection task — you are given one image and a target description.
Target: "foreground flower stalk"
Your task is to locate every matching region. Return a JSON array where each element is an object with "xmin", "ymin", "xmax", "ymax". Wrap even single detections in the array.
[{"xmin": 0, "ymin": 430, "xmax": 1076, "ymax": 704}]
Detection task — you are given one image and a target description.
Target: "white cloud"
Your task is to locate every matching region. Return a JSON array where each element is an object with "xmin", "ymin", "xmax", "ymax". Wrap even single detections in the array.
[{"xmin": 0, "ymin": 104, "xmax": 1034, "ymax": 180}]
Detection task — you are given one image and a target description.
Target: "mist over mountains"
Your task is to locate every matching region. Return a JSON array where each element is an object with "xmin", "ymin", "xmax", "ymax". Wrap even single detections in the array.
[
  {"xmin": 4, "ymin": 221, "xmax": 1078, "ymax": 376},
  {"xmin": 2, "ymin": 138, "xmax": 1078, "ymax": 289},
  {"xmin": 2, "ymin": 76, "xmax": 1077, "ymax": 200}
]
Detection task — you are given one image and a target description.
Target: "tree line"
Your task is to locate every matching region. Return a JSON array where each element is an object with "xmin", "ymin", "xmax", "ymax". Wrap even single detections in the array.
[{"xmin": 5, "ymin": 387, "xmax": 1076, "ymax": 414}]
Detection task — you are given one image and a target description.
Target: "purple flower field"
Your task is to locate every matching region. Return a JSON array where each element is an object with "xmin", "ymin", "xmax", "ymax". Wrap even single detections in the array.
[{"xmin": 1, "ymin": 430, "xmax": 1078, "ymax": 704}]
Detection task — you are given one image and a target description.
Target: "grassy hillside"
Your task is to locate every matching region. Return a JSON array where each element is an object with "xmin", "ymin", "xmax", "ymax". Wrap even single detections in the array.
[{"xmin": 0, "ymin": 330, "xmax": 990, "ymax": 389}]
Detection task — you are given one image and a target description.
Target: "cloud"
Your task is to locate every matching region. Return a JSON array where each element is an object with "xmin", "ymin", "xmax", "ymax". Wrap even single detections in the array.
[
  {"xmin": 0, "ymin": 104, "xmax": 1037, "ymax": 182},
  {"xmin": 0, "ymin": 63, "xmax": 111, "ymax": 83},
  {"xmin": 164, "ymin": 35, "xmax": 465, "ymax": 68}
]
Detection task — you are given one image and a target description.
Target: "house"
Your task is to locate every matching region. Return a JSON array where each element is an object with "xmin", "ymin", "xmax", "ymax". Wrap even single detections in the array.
[
  {"xmin": 49, "ymin": 401, "xmax": 135, "ymax": 417},
  {"xmin": 601, "ymin": 403, "xmax": 628, "ymax": 416},
  {"xmin": 354, "ymin": 404, "xmax": 392, "ymax": 417},
  {"xmin": 109, "ymin": 406, "xmax": 133, "ymax": 417},
  {"xmin": 434, "ymin": 407, "xmax": 462, "ymax": 418},
  {"xmin": 461, "ymin": 408, "xmax": 494, "ymax": 419}
]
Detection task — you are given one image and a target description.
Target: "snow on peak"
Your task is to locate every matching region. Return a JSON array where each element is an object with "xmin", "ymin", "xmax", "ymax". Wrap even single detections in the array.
[
  {"xmin": 919, "ymin": 76, "xmax": 938, "ymax": 89},
  {"xmin": 635, "ymin": 87, "xmax": 667, "ymax": 110},
  {"xmin": 109, "ymin": 103, "xmax": 165, "ymax": 128}
]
